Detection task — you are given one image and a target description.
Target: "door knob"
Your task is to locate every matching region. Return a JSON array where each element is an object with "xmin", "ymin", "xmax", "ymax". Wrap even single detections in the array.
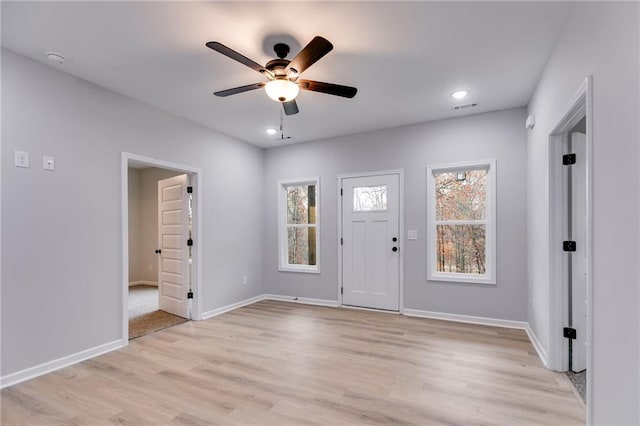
[
  {"xmin": 392, "ymin": 247, "xmax": 398, "ymax": 252},
  {"xmin": 155, "ymin": 249, "xmax": 162, "ymax": 254}
]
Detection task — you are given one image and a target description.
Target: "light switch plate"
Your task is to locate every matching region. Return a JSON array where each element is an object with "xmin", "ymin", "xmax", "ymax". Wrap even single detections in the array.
[
  {"xmin": 407, "ymin": 230, "xmax": 418, "ymax": 240},
  {"xmin": 14, "ymin": 150, "xmax": 29, "ymax": 168},
  {"xmin": 43, "ymin": 155, "xmax": 55, "ymax": 171}
]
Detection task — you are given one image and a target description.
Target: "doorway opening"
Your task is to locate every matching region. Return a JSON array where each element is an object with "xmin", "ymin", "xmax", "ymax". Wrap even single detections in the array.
[
  {"xmin": 338, "ymin": 170, "xmax": 404, "ymax": 312},
  {"xmin": 121, "ymin": 153, "xmax": 203, "ymax": 342},
  {"xmin": 548, "ymin": 77, "xmax": 592, "ymax": 411}
]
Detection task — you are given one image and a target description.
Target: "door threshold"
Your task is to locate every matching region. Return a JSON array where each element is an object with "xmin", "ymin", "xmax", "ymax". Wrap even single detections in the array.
[{"xmin": 340, "ymin": 304, "xmax": 400, "ymax": 314}]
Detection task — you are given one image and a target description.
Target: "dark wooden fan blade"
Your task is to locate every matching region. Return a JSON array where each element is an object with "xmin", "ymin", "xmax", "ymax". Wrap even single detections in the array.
[
  {"xmin": 283, "ymin": 100, "xmax": 299, "ymax": 115},
  {"xmin": 298, "ymin": 80, "xmax": 357, "ymax": 98},
  {"xmin": 285, "ymin": 36, "xmax": 333, "ymax": 76},
  {"xmin": 206, "ymin": 41, "xmax": 269, "ymax": 75},
  {"xmin": 214, "ymin": 82, "xmax": 265, "ymax": 97}
]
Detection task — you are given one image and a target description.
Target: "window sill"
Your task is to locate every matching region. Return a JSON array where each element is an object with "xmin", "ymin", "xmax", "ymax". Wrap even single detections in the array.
[
  {"xmin": 279, "ymin": 266, "xmax": 320, "ymax": 274},
  {"xmin": 427, "ymin": 273, "xmax": 495, "ymax": 285}
]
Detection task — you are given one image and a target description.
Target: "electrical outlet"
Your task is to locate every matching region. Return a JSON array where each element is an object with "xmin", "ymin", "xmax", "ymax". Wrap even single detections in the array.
[
  {"xmin": 242, "ymin": 276, "xmax": 248, "ymax": 286},
  {"xmin": 43, "ymin": 155, "xmax": 55, "ymax": 171},
  {"xmin": 14, "ymin": 150, "xmax": 29, "ymax": 168}
]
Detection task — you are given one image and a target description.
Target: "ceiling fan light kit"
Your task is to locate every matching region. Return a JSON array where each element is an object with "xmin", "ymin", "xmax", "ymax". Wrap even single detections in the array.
[
  {"xmin": 265, "ymin": 79, "xmax": 299, "ymax": 102},
  {"xmin": 206, "ymin": 36, "xmax": 357, "ymax": 115}
]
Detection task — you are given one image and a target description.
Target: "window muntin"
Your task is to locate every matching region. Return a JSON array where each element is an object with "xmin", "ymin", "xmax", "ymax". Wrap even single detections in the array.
[
  {"xmin": 278, "ymin": 178, "xmax": 320, "ymax": 273},
  {"xmin": 427, "ymin": 160, "xmax": 495, "ymax": 284},
  {"xmin": 353, "ymin": 185, "xmax": 388, "ymax": 211}
]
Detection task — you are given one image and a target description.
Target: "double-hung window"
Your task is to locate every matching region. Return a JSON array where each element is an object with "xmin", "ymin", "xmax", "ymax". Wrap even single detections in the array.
[
  {"xmin": 278, "ymin": 178, "xmax": 320, "ymax": 273},
  {"xmin": 426, "ymin": 160, "xmax": 496, "ymax": 284}
]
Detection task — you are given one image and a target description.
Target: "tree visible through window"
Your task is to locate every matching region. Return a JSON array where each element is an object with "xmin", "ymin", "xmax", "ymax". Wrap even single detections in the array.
[
  {"xmin": 279, "ymin": 178, "xmax": 320, "ymax": 273},
  {"xmin": 286, "ymin": 185, "xmax": 316, "ymax": 265},
  {"xmin": 427, "ymin": 160, "xmax": 495, "ymax": 284},
  {"xmin": 435, "ymin": 170, "xmax": 487, "ymax": 274}
]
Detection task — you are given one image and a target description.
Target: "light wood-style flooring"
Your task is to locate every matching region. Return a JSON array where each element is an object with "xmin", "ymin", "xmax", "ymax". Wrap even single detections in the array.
[{"xmin": 1, "ymin": 300, "xmax": 585, "ymax": 425}]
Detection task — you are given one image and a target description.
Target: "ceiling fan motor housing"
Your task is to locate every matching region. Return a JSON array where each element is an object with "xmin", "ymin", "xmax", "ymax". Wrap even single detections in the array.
[{"xmin": 265, "ymin": 58, "xmax": 290, "ymax": 77}]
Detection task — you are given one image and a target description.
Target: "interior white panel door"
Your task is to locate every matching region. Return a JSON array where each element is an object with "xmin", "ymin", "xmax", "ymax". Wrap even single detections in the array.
[
  {"xmin": 158, "ymin": 174, "xmax": 189, "ymax": 318},
  {"xmin": 571, "ymin": 132, "xmax": 587, "ymax": 372},
  {"xmin": 342, "ymin": 174, "xmax": 399, "ymax": 311}
]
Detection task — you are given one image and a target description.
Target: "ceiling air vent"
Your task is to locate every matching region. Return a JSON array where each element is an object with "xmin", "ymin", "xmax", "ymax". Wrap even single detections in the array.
[{"xmin": 453, "ymin": 103, "xmax": 478, "ymax": 111}]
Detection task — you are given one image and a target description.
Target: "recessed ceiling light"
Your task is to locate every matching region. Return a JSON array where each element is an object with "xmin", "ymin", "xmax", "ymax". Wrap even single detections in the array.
[
  {"xmin": 46, "ymin": 52, "xmax": 67, "ymax": 65},
  {"xmin": 451, "ymin": 90, "xmax": 468, "ymax": 100},
  {"xmin": 265, "ymin": 128, "xmax": 277, "ymax": 135}
]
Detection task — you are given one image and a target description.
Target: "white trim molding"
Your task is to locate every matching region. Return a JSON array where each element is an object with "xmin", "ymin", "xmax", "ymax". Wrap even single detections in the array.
[
  {"xmin": 277, "ymin": 177, "xmax": 321, "ymax": 274},
  {"xmin": 121, "ymin": 151, "xmax": 205, "ymax": 348},
  {"xmin": 403, "ymin": 308, "xmax": 527, "ymax": 330},
  {"xmin": 426, "ymin": 159, "xmax": 497, "ymax": 285},
  {"xmin": 525, "ymin": 324, "xmax": 549, "ymax": 368},
  {"xmin": 0, "ymin": 339, "xmax": 124, "ymax": 389},
  {"xmin": 201, "ymin": 295, "xmax": 265, "ymax": 320},
  {"xmin": 128, "ymin": 281, "xmax": 158, "ymax": 287}
]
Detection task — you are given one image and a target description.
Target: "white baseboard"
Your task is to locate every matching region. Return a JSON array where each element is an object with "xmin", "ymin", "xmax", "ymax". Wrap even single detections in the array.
[
  {"xmin": 263, "ymin": 294, "xmax": 340, "ymax": 307},
  {"xmin": 0, "ymin": 339, "xmax": 124, "ymax": 389},
  {"xmin": 403, "ymin": 308, "xmax": 528, "ymax": 330},
  {"xmin": 201, "ymin": 295, "xmax": 265, "ymax": 320},
  {"xmin": 129, "ymin": 281, "xmax": 158, "ymax": 287},
  {"xmin": 525, "ymin": 324, "xmax": 549, "ymax": 367}
]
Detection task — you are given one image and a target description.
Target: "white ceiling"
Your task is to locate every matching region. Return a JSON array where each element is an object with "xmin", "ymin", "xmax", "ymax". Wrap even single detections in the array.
[{"xmin": 1, "ymin": 1, "xmax": 573, "ymax": 148}]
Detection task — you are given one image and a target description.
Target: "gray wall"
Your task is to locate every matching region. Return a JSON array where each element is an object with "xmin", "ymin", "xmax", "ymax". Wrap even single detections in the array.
[
  {"xmin": 526, "ymin": 2, "xmax": 640, "ymax": 424},
  {"xmin": 264, "ymin": 108, "xmax": 528, "ymax": 321},
  {"xmin": 127, "ymin": 168, "xmax": 142, "ymax": 283},
  {"xmin": 1, "ymin": 49, "xmax": 265, "ymax": 376}
]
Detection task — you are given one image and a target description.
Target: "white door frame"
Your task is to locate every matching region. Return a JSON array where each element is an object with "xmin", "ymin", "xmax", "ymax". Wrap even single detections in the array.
[
  {"xmin": 121, "ymin": 152, "xmax": 204, "ymax": 344},
  {"xmin": 547, "ymin": 77, "xmax": 593, "ymax": 416},
  {"xmin": 337, "ymin": 169, "xmax": 404, "ymax": 312}
]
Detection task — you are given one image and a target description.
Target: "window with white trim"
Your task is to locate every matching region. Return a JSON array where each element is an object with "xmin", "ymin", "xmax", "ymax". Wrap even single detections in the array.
[
  {"xmin": 427, "ymin": 160, "xmax": 496, "ymax": 284},
  {"xmin": 278, "ymin": 178, "xmax": 320, "ymax": 273}
]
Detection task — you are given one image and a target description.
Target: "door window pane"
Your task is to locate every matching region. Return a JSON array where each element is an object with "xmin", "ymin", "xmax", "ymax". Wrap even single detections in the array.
[
  {"xmin": 435, "ymin": 170, "xmax": 487, "ymax": 221},
  {"xmin": 353, "ymin": 185, "xmax": 387, "ymax": 211},
  {"xmin": 436, "ymin": 224, "xmax": 486, "ymax": 274}
]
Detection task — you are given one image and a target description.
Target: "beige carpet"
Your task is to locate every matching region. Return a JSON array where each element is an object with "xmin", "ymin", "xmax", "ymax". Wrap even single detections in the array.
[{"xmin": 129, "ymin": 285, "xmax": 187, "ymax": 339}]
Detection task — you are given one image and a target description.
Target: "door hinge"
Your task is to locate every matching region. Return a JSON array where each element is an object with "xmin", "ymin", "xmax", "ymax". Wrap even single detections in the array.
[
  {"xmin": 340, "ymin": 238, "xmax": 343, "ymax": 245},
  {"xmin": 187, "ymin": 186, "xmax": 193, "ymax": 193},
  {"xmin": 562, "ymin": 153, "xmax": 576, "ymax": 165},
  {"xmin": 341, "ymin": 287, "xmax": 343, "ymax": 295},
  {"xmin": 187, "ymin": 238, "xmax": 193, "ymax": 246},
  {"xmin": 340, "ymin": 188, "xmax": 343, "ymax": 196},
  {"xmin": 563, "ymin": 327, "xmax": 576, "ymax": 339},
  {"xmin": 563, "ymin": 241, "xmax": 576, "ymax": 252}
]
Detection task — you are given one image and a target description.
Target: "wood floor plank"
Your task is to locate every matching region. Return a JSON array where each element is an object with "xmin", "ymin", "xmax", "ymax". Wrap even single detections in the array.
[{"xmin": 1, "ymin": 300, "xmax": 584, "ymax": 425}]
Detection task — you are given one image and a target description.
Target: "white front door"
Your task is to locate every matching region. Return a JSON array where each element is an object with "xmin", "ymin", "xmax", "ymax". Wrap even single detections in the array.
[
  {"xmin": 158, "ymin": 174, "xmax": 189, "ymax": 318},
  {"xmin": 571, "ymin": 132, "xmax": 587, "ymax": 372},
  {"xmin": 341, "ymin": 173, "xmax": 400, "ymax": 311}
]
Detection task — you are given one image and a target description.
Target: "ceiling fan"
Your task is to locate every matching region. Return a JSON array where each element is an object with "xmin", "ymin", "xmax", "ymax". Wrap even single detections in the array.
[{"xmin": 206, "ymin": 36, "xmax": 357, "ymax": 116}]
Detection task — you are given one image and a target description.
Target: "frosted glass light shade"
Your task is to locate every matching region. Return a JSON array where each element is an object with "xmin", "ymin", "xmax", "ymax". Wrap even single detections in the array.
[{"xmin": 265, "ymin": 79, "xmax": 299, "ymax": 102}]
